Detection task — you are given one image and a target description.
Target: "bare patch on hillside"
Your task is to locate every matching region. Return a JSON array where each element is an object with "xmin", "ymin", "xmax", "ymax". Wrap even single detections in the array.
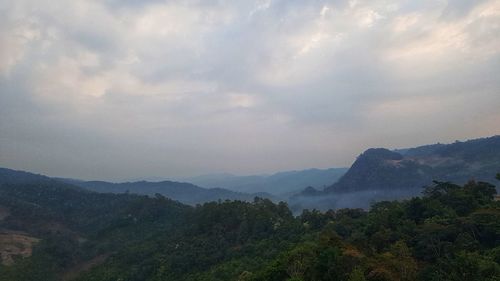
[{"xmin": 0, "ymin": 231, "xmax": 39, "ymax": 265}]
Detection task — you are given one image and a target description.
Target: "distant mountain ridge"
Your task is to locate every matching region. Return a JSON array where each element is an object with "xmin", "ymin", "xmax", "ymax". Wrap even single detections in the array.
[
  {"xmin": 183, "ymin": 167, "xmax": 348, "ymax": 195},
  {"xmin": 64, "ymin": 179, "xmax": 274, "ymax": 205}
]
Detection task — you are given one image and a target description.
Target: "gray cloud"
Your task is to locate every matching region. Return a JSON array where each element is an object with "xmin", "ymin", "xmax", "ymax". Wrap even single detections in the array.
[{"xmin": 1, "ymin": 0, "xmax": 499, "ymax": 181}]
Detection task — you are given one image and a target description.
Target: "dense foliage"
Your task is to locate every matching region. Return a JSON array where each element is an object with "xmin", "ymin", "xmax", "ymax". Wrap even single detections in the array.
[{"xmin": 0, "ymin": 177, "xmax": 499, "ymax": 281}]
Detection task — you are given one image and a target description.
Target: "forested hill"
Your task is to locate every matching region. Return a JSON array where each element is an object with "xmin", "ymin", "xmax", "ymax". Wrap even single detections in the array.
[
  {"xmin": 0, "ymin": 169, "xmax": 499, "ymax": 280},
  {"xmin": 327, "ymin": 135, "xmax": 500, "ymax": 194}
]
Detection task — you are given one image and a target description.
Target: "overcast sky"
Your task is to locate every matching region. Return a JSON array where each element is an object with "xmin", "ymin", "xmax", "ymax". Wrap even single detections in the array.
[{"xmin": 1, "ymin": 0, "xmax": 499, "ymax": 181}]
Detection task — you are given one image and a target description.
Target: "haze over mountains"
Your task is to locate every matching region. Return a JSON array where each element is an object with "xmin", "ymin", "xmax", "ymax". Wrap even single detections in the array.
[
  {"xmin": 63, "ymin": 179, "xmax": 274, "ymax": 206},
  {"xmin": 57, "ymin": 167, "xmax": 349, "ymax": 205},
  {"xmin": 0, "ymin": 164, "xmax": 351, "ymax": 207},
  {"xmin": 180, "ymin": 168, "xmax": 348, "ymax": 195},
  {"xmin": 291, "ymin": 135, "xmax": 500, "ymax": 210},
  {"xmin": 0, "ymin": 167, "xmax": 347, "ymax": 207},
  {"xmin": 1, "ymin": 135, "xmax": 498, "ymax": 211},
  {"xmin": 0, "ymin": 168, "xmax": 275, "ymax": 206}
]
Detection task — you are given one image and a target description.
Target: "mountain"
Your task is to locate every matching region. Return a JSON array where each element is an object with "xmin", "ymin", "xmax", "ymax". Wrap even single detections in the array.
[
  {"xmin": 290, "ymin": 136, "xmax": 500, "ymax": 210},
  {"xmin": 326, "ymin": 135, "xmax": 500, "ymax": 194},
  {"xmin": 325, "ymin": 148, "xmax": 429, "ymax": 195},
  {"xmin": 65, "ymin": 179, "xmax": 275, "ymax": 205},
  {"xmin": 183, "ymin": 168, "xmax": 348, "ymax": 195}
]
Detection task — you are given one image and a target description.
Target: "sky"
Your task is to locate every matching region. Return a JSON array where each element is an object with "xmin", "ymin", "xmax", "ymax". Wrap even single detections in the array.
[{"xmin": 1, "ymin": 0, "xmax": 499, "ymax": 181}]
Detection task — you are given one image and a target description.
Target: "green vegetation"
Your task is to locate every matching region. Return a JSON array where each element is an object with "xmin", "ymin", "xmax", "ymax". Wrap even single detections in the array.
[{"xmin": 1, "ymin": 177, "xmax": 499, "ymax": 281}]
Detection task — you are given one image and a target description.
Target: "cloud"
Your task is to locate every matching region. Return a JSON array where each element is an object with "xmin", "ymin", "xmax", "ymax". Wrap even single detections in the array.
[{"xmin": 0, "ymin": 0, "xmax": 499, "ymax": 180}]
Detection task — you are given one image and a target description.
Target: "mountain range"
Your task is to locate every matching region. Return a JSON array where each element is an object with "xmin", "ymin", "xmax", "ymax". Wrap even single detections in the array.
[
  {"xmin": 1, "ymin": 135, "xmax": 499, "ymax": 210},
  {"xmin": 0, "ymin": 166, "xmax": 349, "ymax": 206},
  {"xmin": 180, "ymin": 167, "xmax": 348, "ymax": 195},
  {"xmin": 0, "ymin": 168, "xmax": 278, "ymax": 206},
  {"xmin": 62, "ymin": 179, "xmax": 274, "ymax": 205}
]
